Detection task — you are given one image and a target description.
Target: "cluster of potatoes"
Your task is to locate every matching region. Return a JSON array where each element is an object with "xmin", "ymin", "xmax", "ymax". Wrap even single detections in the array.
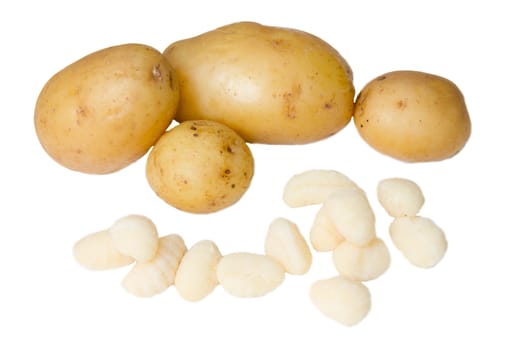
[{"xmin": 34, "ymin": 21, "xmax": 471, "ymax": 214}]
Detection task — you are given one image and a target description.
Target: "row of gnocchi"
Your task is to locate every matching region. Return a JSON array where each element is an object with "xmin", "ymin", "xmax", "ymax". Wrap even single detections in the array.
[
  {"xmin": 73, "ymin": 170, "xmax": 447, "ymax": 327},
  {"xmin": 73, "ymin": 214, "xmax": 310, "ymax": 300}
]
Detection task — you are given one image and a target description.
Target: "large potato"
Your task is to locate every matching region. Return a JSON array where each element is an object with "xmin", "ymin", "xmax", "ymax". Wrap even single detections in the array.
[
  {"xmin": 163, "ymin": 21, "xmax": 354, "ymax": 144},
  {"xmin": 146, "ymin": 120, "xmax": 254, "ymax": 214},
  {"xmin": 34, "ymin": 44, "xmax": 179, "ymax": 174},
  {"xmin": 354, "ymin": 70, "xmax": 471, "ymax": 162}
]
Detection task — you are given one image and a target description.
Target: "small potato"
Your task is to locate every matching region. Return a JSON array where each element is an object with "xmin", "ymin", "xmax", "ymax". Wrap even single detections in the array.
[
  {"xmin": 163, "ymin": 21, "xmax": 354, "ymax": 144},
  {"xmin": 34, "ymin": 44, "xmax": 179, "ymax": 174},
  {"xmin": 73, "ymin": 230, "xmax": 134, "ymax": 270},
  {"xmin": 109, "ymin": 214, "xmax": 159, "ymax": 262},
  {"xmin": 354, "ymin": 70, "xmax": 471, "ymax": 162},
  {"xmin": 216, "ymin": 253, "xmax": 285, "ymax": 298},
  {"xmin": 332, "ymin": 238, "xmax": 390, "ymax": 281},
  {"xmin": 322, "ymin": 188, "xmax": 376, "ymax": 247},
  {"xmin": 175, "ymin": 240, "xmax": 222, "ymax": 302},
  {"xmin": 146, "ymin": 120, "xmax": 254, "ymax": 214},
  {"xmin": 310, "ymin": 276, "xmax": 371, "ymax": 327},
  {"xmin": 377, "ymin": 178, "xmax": 425, "ymax": 217},
  {"xmin": 264, "ymin": 218, "xmax": 312, "ymax": 275},
  {"xmin": 282, "ymin": 169, "xmax": 359, "ymax": 208},
  {"xmin": 389, "ymin": 216, "xmax": 447, "ymax": 268}
]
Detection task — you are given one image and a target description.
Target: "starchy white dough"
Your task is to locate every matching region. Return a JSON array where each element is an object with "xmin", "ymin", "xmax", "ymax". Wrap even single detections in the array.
[
  {"xmin": 109, "ymin": 214, "xmax": 159, "ymax": 262},
  {"xmin": 309, "ymin": 205, "xmax": 345, "ymax": 252},
  {"xmin": 216, "ymin": 252, "xmax": 285, "ymax": 298},
  {"xmin": 310, "ymin": 276, "xmax": 371, "ymax": 327},
  {"xmin": 175, "ymin": 240, "xmax": 222, "ymax": 302},
  {"xmin": 122, "ymin": 234, "xmax": 187, "ymax": 297},
  {"xmin": 389, "ymin": 216, "xmax": 447, "ymax": 268},
  {"xmin": 264, "ymin": 217, "xmax": 312, "ymax": 275},
  {"xmin": 323, "ymin": 188, "xmax": 376, "ymax": 246},
  {"xmin": 283, "ymin": 169, "xmax": 359, "ymax": 207},
  {"xmin": 377, "ymin": 178, "xmax": 425, "ymax": 217},
  {"xmin": 73, "ymin": 230, "xmax": 134, "ymax": 270},
  {"xmin": 332, "ymin": 238, "xmax": 390, "ymax": 281}
]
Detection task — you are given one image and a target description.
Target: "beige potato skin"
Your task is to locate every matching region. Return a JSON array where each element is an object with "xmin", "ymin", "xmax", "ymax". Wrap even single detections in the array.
[
  {"xmin": 146, "ymin": 120, "xmax": 255, "ymax": 214},
  {"xmin": 354, "ymin": 70, "xmax": 471, "ymax": 162},
  {"xmin": 163, "ymin": 21, "xmax": 354, "ymax": 144},
  {"xmin": 34, "ymin": 44, "xmax": 179, "ymax": 174}
]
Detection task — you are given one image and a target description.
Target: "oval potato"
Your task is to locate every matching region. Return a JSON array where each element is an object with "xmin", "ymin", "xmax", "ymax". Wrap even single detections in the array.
[
  {"xmin": 354, "ymin": 70, "xmax": 471, "ymax": 162},
  {"xmin": 34, "ymin": 43, "xmax": 179, "ymax": 174},
  {"xmin": 163, "ymin": 21, "xmax": 354, "ymax": 144}
]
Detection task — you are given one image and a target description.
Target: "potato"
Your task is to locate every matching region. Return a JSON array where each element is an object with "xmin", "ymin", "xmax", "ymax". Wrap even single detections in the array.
[
  {"xmin": 146, "ymin": 120, "xmax": 254, "ymax": 214},
  {"xmin": 163, "ymin": 21, "xmax": 354, "ymax": 144},
  {"xmin": 34, "ymin": 43, "xmax": 179, "ymax": 174},
  {"xmin": 354, "ymin": 70, "xmax": 471, "ymax": 162}
]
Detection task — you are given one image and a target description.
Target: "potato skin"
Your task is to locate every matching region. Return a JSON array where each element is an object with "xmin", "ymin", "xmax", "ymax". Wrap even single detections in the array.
[
  {"xmin": 163, "ymin": 21, "xmax": 354, "ymax": 145},
  {"xmin": 34, "ymin": 44, "xmax": 179, "ymax": 174},
  {"xmin": 354, "ymin": 70, "xmax": 471, "ymax": 162},
  {"xmin": 146, "ymin": 120, "xmax": 254, "ymax": 214}
]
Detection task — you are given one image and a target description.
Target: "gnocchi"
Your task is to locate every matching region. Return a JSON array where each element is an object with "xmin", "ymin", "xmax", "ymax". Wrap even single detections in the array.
[
  {"xmin": 216, "ymin": 252, "xmax": 285, "ymax": 298},
  {"xmin": 310, "ymin": 276, "xmax": 371, "ymax": 327},
  {"xmin": 121, "ymin": 234, "xmax": 187, "ymax": 297},
  {"xmin": 282, "ymin": 169, "xmax": 359, "ymax": 208},
  {"xmin": 322, "ymin": 188, "xmax": 376, "ymax": 246},
  {"xmin": 389, "ymin": 216, "xmax": 447, "ymax": 268},
  {"xmin": 332, "ymin": 238, "xmax": 390, "ymax": 281},
  {"xmin": 264, "ymin": 217, "xmax": 312, "ymax": 275},
  {"xmin": 73, "ymin": 230, "xmax": 134, "ymax": 270},
  {"xmin": 109, "ymin": 214, "xmax": 159, "ymax": 262},
  {"xmin": 175, "ymin": 240, "xmax": 222, "ymax": 302},
  {"xmin": 377, "ymin": 178, "xmax": 425, "ymax": 217},
  {"xmin": 309, "ymin": 205, "xmax": 345, "ymax": 252}
]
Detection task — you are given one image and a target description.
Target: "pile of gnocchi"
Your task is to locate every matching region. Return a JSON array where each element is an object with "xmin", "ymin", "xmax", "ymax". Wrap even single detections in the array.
[
  {"xmin": 73, "ymin": 170, "xmax": 447, "ymax": 327},
  {"xmin": 35, "ymin": 21, "xmax": 461, "ymax": 328}
]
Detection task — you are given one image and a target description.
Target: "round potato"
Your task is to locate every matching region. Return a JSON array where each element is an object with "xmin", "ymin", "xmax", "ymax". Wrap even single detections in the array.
[
  {"xmin": 34, "ymin": 43, "xmax": 179, "ymax": 174},
  {"xmin": 354, "ymin": 70, "xmax": 471, "ymax": 162},
  {"xmin": 163, "ymin": 21, "xmax": 354, "ymax": 145},
  {"xmin": 146, "ymin": 120, "xmax": 254, "ymax": 214}
]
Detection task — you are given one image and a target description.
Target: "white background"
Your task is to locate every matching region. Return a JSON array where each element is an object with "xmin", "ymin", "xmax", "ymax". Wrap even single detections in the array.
[{"xmin": 1, "ymin": 1, "xmax": 524, "ymax": 349}]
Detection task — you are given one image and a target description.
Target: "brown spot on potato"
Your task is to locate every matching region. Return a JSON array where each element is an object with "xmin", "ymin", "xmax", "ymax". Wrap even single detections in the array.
[
  {"xmin": 152, "ymin": 64, "xmax": 162, "ymax": 82},
  {"xmin": 376, "ymin": 75, "xmax": 387, "ymax": 81},
  {"xmin": 397, "ymin": 99, "xmax": 408, "ymax": 110},
  {"xmin": 193, "ymin": 133, "xmax": 199, "ymax": 137},
  {"xmin": 224, "ymin": 169, "xmax": 231, "ymax": 174},
  {"xmin": 168, "ymin": 71, "xmax": 174, "ymax": 89},
  {"xmin": 283, "ymin": 84, "xmax": 302, "ymax": 119},
  {"xmin": 75, "ymin": 106, "xmax": 89, "ymax": 125},
  {"xmin": 324, "ymin": 102, "xmax": 332, "ymax": 109},
  {"xmin": 271, "ymin": 38, "xmax": 284, "ymax": 46}
]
